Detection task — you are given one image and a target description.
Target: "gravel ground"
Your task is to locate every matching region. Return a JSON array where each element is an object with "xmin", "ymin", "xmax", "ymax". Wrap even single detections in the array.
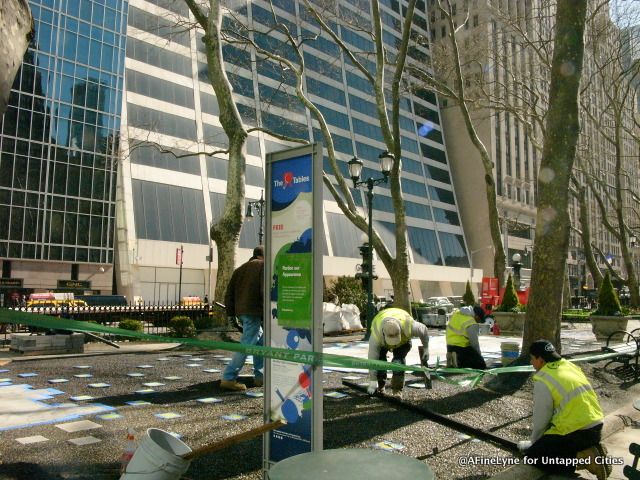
[{"xmin": 0, "ymin": 340, "xmax": 637, "ymax": 480}]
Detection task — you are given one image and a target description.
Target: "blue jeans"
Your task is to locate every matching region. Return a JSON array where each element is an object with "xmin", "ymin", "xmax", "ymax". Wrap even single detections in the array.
[{"xmin": 222, "ymin": 314, "xmax": 264, "ymax": 381}]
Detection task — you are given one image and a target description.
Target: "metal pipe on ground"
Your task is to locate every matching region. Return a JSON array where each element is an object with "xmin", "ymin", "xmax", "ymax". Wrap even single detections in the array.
[{"xmin": 342, "ymin": 380, "xmax": 519, "ymax": 453}]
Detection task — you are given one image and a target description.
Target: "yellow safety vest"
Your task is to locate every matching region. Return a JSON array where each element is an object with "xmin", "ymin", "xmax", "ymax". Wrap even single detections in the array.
[
  {"xmin": 370, "ymin": 308, "xmax": 412, "ymax": 350},
  {"xmin": 533, "ymin": 359, "xmax": 604, "ymax": 436},
  {"xmin": 446, "ymin": 310, "xmax": 476, "ymax": 347}
]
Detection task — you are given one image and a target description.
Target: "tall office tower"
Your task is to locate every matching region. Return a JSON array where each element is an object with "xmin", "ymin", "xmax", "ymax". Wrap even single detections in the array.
[
  {"xmin": 428, "ymin": 0, "xmax": 639, "ymax": 294},
  {"xmin": 0, "ymin": 0, "xmax": 128, "ymax": 305},
  {"xmin": 117, "ymin": 0, "xmax": 474, "ymax": 304},
  {"xmin": 621, "ymin": 25, "xmax": 640, "ymax": 110}
]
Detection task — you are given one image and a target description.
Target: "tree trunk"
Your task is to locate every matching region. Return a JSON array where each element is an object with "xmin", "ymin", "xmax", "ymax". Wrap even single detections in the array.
[
  {"xmin": 1, "ymin": 0, "xmax": 33, "ymax": 114},
  {"xmin": 576, "ymin": 182, "xmax": 602, "ymax": 290},
  {"xmin": 613, "ymin": 120, "xmax": 640, "ymax": 307},
  {"xmin": 523, "ymin": 0, "xmax": 588, "ymax": 355},
  {"xmin": 441, "ymin": 8, "xmax": 506, "ymax": 284},
  {"xmin": 188, "ymin": 0, "xmax": 249, "ymax": 310}
]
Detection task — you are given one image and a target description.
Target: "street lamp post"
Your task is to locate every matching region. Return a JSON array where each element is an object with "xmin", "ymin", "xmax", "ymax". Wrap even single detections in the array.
[
  {"xmin": 246, "ymin": 190, "xmax": 265, "ymax": 245},
  {"xmin": 511, "ymin": 253, "xmax": 522, "ymax": 290},
  {"xmin": 348, "ymin": 151, "xmax": 393, "ymax": 339}
]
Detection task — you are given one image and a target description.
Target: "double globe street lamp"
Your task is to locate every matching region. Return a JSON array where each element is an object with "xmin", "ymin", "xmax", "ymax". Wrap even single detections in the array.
[{"xmin": 347, "ymin": 151, "xmax": 394, "ymax": 339}]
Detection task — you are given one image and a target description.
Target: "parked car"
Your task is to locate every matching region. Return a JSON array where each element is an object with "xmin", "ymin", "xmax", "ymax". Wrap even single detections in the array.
[
  {"xmin": 425, "ymin": 297, "xmax": 455, "ymax": 313},
  {"xmin": 414, "ymin": 297, "xmax": 455, "ymax": 327}
]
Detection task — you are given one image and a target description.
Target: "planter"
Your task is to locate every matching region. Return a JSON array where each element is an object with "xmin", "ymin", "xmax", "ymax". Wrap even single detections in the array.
[
  {"xmin": 589, "ymin": 315, "xmax": 629, "ymax": 342},
  {"xmin": 492, "ymin": 311, "xmax": 526, "ymax": 335}
]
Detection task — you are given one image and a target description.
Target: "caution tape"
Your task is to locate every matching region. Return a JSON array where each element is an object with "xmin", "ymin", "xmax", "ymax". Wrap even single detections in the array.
[{"xmin": 0, "ymin": 309, "xmax": 624, "ymax": 387}]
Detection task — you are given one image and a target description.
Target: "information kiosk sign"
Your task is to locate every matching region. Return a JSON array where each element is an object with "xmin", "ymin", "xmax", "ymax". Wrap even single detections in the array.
[{"xmin": 263, "ymin": 144, "xmax": 323, "ymax": 469}]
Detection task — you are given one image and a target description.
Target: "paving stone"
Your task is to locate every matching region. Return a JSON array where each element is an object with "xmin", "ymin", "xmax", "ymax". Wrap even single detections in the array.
[
  {"xmin": 55, "ymin": 420, "xmax": 102, "ymax": 433},
  {"xmin": 68, "ymin": 436, "xmax": 102, "ymax": 446},
  {"xmin": 16, "ymin": 435, "xmax": 49, "ymax": 445}
]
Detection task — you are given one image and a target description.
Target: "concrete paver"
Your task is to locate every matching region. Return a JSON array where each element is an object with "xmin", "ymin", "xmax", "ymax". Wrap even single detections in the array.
[{"xmin": 0, "ymin": 321, "xmax": 637, "ymax": 480}]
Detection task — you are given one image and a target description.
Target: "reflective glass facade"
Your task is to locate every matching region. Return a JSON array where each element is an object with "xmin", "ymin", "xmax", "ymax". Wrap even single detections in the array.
[
  {"xmin": 0, "ymin": 0, "xmax": 128, "ymax": 264},
  {"xmin": 125, "ymin": 0, "xmax": 470, "ymax": 271}
]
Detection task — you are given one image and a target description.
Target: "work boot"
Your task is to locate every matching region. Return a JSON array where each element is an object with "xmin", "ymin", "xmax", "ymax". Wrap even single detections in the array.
[
  {"xmin": 253, "ymin": 377, "xmax": 263, "ymax": 388},
  {"xmin": 389, "ymin": 389, "xmax": 403, "ymax": 400},
  {"xmin": 220, "ymin": 379, "xmax": 247, "ymax": 391},
  {"xmin": 596, "ymin": 444, "xmax": 613, "ymax": 478},
  {"xmin": 577, "ymin": 444, "xmax": 611, "ymax": 479},
  {"xmin": 390, "ymin": 375, "xmax": 404, "ymax": 392}
]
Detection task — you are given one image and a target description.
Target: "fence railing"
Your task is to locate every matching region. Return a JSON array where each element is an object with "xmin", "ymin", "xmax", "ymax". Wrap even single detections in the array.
[{"xmin": 1, "ymin": 303, "xmax": 228, "ymax": 341}]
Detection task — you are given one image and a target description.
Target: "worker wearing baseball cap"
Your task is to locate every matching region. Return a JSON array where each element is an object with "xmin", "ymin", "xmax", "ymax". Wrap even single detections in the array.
[
  {"xmin": 445, "ymin": 305, "xmax": 487, "ymax": 369},
  {"xmin": 518, "ymin": 339, "xmax": 610, "ymax": 480},
  {"xmin": 367, "ymin": 307, "xmax": 430, "ymax": 398}
]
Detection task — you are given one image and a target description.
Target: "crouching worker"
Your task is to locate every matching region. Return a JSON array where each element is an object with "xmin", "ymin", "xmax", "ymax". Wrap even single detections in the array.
[
  {"xmin": 445, "ymin": 305, "xmax": 487, "ymax": 369},
  {"xmin": 367, "ymin": 307, "xmax": 429, "ymax": 398},
  {"xmin": 519, "ymin": 340, "xmax": 611, "ymax": 480}
]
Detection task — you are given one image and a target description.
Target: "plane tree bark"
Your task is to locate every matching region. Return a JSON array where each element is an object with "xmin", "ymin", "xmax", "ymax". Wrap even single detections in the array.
[{"xmin": 522, "ymin": 0, "xmax": 588, "ymax": 351}]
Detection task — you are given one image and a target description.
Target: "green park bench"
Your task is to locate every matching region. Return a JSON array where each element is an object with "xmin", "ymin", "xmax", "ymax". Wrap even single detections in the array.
[
  {"xmin": 602, "ymin": 330, "xmax": 639, "ymax": 383},
  {"xmin": 624, "ymin": 442, "xmax": 640, "ymax": 480}
]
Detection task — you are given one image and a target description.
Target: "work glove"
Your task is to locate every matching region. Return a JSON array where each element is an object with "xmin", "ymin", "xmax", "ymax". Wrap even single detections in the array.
[
  {"xmin": 367, "ymin": 381, "xmax": 377, "ymax": 395},
  {"xmin": 424, "ymin": 371, "xmax": 433, "ymax": 390},
  {"xmin": 421, "ymin": 351, "xmax": 429, "ymax": 367},
  {"xmin": 517, "ymin": 440, "xmax": 532, "ymax": 452}
]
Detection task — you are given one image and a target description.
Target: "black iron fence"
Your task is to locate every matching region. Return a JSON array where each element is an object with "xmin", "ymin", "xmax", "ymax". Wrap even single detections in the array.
[{"xmin": 0, "ymin": 303, "xmax": 229, "ymax": 342}]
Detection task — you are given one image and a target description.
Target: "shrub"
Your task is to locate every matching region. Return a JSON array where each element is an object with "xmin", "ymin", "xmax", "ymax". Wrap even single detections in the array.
[
  {"xmin": 324, "ymin": 276, "xmax": 366, "ymax": 313},
  {"xmin": 593, "ymin": 272, "xmax": 623, "ymax": 316},
  {"xmin": 169, "ymin": 315, "xmax": 196, "ymax": 338},
  {"xmin": 495, "ymin": 274, "xmax": 522, "ymax": 312},
  {"xmin": 462, "ymin": 280, "xmax": 476, "ymax": 306},
  {"xmin": 150, "ymin": 316, "xmax": 169, "ymax": 327},
  {"xmin": 118, "ymin": 319, "xmax": 143, "ymax": 332},
  {"xmin": 194, "ymin": 315, "xmax": 214, "ymax": 330}
]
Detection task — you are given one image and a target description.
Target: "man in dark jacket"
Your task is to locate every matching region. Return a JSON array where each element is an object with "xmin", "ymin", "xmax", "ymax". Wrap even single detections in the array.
[{"xmin": 221, "ymin": 246, "xmax": 264, "ymax": 391}]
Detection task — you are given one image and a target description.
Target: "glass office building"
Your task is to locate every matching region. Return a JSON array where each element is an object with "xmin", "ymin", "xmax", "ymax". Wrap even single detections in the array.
[
  {"xmin": 118, "ymin": 0, "xmax": 475, "ymax": 303},
  {"xmin": 0, "ymin": 0, "xmax": 128, "ymax": 304}
]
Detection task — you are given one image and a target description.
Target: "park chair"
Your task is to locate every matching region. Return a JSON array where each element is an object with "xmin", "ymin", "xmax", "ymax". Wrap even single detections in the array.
[{"xmin": 623, "ymin": 442, "xmax": 640, "ymax": 480}]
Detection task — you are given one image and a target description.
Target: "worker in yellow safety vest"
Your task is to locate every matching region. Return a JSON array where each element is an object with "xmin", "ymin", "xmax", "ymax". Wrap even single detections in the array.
[
  {"xmin": 445, "ymin": 305, "xmax": 487, "ymax": 369},
  {"xmin": 367, "ymin": 307, "xmax": 430, "ymax": 398},
  {"xmin": 518, "ymin": 339, "xmax": 611, "ymax": 480}
]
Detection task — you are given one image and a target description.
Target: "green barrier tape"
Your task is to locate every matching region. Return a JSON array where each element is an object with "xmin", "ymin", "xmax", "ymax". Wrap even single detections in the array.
[{"xmin": 1, "ymin": 310, "xmax": 628, "ymax": 387}]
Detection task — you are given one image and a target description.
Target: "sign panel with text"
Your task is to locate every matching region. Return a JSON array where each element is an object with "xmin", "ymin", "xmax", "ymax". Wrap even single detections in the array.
[{"xmin": 264, "ymin": 144, "xmax": 323, "ymax": 468}]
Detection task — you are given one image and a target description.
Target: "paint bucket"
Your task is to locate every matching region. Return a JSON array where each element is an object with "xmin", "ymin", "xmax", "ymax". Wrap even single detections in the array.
[
  {"xmin": 120, "ymin": 428, "xmax": 192, "ymax": 480},
  {"xmin": 500, "ymin": 342, "xmax": 520, "ymax": 366}
]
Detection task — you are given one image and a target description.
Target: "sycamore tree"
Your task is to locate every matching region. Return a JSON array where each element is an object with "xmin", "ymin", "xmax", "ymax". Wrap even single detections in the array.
[
  {"xmin": 181, "ymin": 0, "xmax": 451, "ymax": 312},
  {"xmin": 521, "ymin": 0, "xmax": 588, "ymax": 349},
  {"xmin": 574, "ymin": 4, "xmax": 640, "ymax": 307},
  {"xmin": 407, "ymin": 0, "xmax": 508, "ymax": 285},
  {"xmin": 423, "ymin": 0, "xmax": 640, "ymax": 350}
]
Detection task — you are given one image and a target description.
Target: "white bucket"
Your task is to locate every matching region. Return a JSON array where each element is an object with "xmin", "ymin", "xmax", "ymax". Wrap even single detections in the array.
[
  {"xmin": 501, "ymin": 342, "xmax": 520, "ymax": 366},
  {"xmin": 120, "ymin": 428, "xmax": 192, "ymax": 480}
]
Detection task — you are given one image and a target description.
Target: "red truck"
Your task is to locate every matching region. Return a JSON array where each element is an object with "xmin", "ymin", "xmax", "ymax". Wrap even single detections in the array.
[{"xmin": 480, "ymin": 276, "xmax": 529, "ymax": 317}]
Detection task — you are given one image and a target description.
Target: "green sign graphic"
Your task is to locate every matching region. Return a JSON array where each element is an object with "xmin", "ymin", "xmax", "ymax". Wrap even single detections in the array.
[{"xmin": 276, "ymin": 250, "xmax": 312, "ymax": 328}]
